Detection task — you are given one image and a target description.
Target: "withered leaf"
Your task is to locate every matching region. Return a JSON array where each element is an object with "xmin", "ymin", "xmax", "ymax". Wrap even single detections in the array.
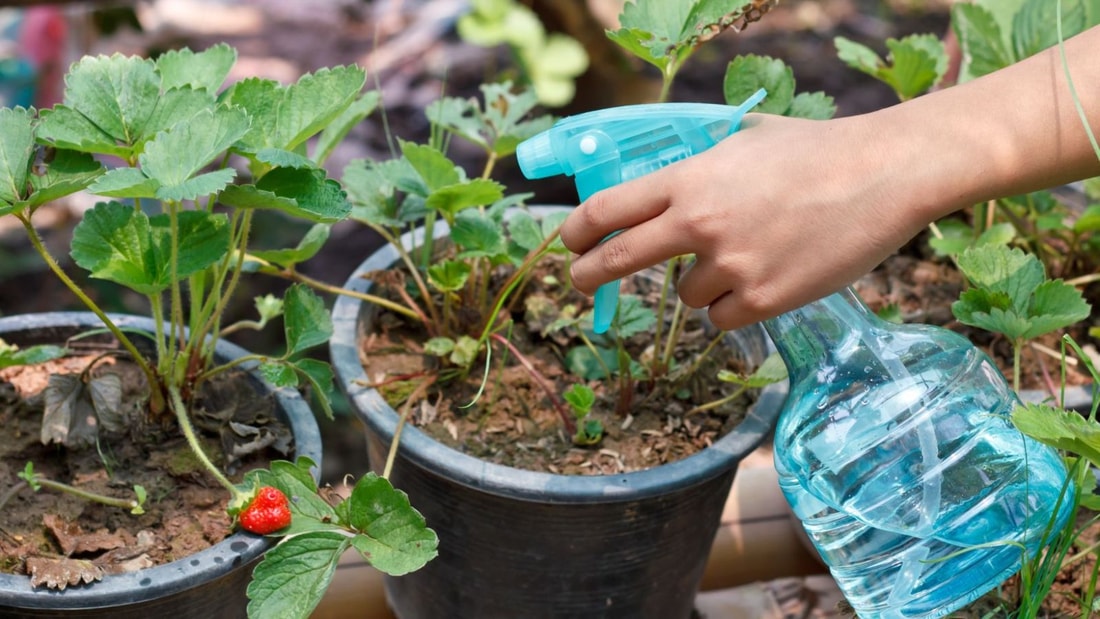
[
  {"xmin": 43, "ymin": 514, "xmax": 125, "ymax": 556},
  {"xmin": 26, "ymin": 556, "xmax": 103, "ymax": 590},
  {"xmin": 41, "ymin": 373, "xmax": 121, "ymax": 447}
]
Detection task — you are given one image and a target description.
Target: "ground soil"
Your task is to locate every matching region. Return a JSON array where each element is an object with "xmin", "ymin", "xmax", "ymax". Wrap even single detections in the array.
[
  {"xmin": 360, "ymin": 256, "xmax": 757, "ymax": 475},
  {"xmin": 0, "ymin": 349, "xmax": 292, "ymax": 589}
]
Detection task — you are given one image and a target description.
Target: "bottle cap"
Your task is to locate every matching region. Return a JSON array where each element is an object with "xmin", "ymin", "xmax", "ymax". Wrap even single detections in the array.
[{"xmin": 516, "ymin": 132, "xmax": 563, "ymax": 179}]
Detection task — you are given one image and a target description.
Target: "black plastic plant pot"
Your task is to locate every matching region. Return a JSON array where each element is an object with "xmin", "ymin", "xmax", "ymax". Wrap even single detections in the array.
[
  {"xmin": 0, "ymin": 313, "xmax": 323, "ymax": 619},
  {"xmin": 330, "ymin": 206, "xmax": 784, "ymax": 619}
]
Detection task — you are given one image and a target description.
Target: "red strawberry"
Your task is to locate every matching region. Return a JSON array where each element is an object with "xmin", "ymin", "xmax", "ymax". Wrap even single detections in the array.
[{"xmin": 239, "ymin": 486, "xmax": 292, "ymax": 535}]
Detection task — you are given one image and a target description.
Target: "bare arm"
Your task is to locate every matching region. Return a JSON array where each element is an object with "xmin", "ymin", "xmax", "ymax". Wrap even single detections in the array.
[{"xmin": 560, "ymin": 26, "xmax": 1100, "ymax": 331}]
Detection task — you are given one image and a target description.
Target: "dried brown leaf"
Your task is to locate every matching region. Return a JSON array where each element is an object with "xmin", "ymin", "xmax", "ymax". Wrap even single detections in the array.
[{"xmin": 26, "ymin": 556, "xmax": 103, "ymax": 590}]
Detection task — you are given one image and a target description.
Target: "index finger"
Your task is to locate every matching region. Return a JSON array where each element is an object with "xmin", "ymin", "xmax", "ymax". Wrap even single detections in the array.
[{"xmin": 559, "ymin": 165, "xmax": 677, "ymax": 255}]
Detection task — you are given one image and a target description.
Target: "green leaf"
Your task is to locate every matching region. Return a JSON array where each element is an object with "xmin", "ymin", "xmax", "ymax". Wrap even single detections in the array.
[
  {"xmin": 220, "ymin": 77, "xmax": 280, "ymax": 151},
  {"xmin": 0, "ymin": 107, "xmax": 36, "ymax": 205},
  {"xmin": 253, "ymin": 168, "xmax": 352, "ymax": 223},
  {"xmin": 28, "ymin": 149, "xmax": 105, "ymax": 209},
  {"xmin": 835, "ymin": 35, "xmax": 945, "ymax": 100},
  {"xmin": 787, "ymin": 92, "xmax": 837, "ymax": 120},
  {"xmin": 61, "ymin": 54, "xmax": 160, "ymax": 148},
  {"xmin": 426, "ymin": 180, "xmax": 504, "ymax": 221},
  {"xmin": 424, "ymin": 337, "xmax": 456, "ymax": 357},
  {"xmin": 155, "ymin": 169, "xmax": 237, "ymax": 202},
  {"xmin": 450, "ymin": 336, "xmax": 480, "ymax": 368},
  {"xmin": 717, "ymin": 352, "xmax": 788, "ymax": 387},
  {"xmin": 723, "ymin": 55, "xmax": 794, "ymax": 115},
  {"xmin": 427, "ymin": 83, "xmax": 554, "ymax": 157},
  {"xmin": 139, "ymin": 106, "xmax": 250, "ymax": 190},
  {"xmin": 342, "ymin": 158, "xmax": 414, "ymax": 228},
  {"xmin": 563, "ymin": 383, "xmax": 596, "ymax": 414},
  {"xmin": 506, "ymin": 210, "xmax": 544, "ymax": 253},
  {"xmin": 256, "ymin": 148, "xmax": 317, "ymax": 170},
  {"xmin": 246, "ymin": 531, "xmax": 349, "ymax": 619},
  {"xmin": 614, "ymin": 295, "xmax": 656, "ymax": 339},
  {"xmin": 344, "ymin": 473, "xmax": 439, "ymax": 576},
  {"xmin": 260, "ymin": 361, "xmax": 300, "ymax": 388},
  {"xmin": 70, "ymin": 202, "xmax": 230, "ymax": 294},
  {"xmin": 1012, "ymin": 402, "xmax": 1100, "ymax": 468},
  {"xmin": 566, "ymin": 345, "xmax": 618, "ymax": 380},
  {"xmin": 275, "ymin": 65, "xmax": 368, "ymax": 151},
  {"xmin": 608, "ymin": 0, "xmax": 755, "ymax": 74},
  {"xmin": 0, "ymin": 340, "xmax": 66, "ymax": 369},
  {"xmin": 312, "ymin": 90, "xmax": 381, "ymax": 167},
  {"xmin": 427, "ymin": 260, "xmax": 472, "ymax": 292},
  {"xmin": 956, "ymin": 245, "xmax": 1045, "ymax": 313},
  {"xmin": 400, "ymin": 142, "xmax": 460, "ymax": 193},
  {"xmin": 283, "ymin": 284, "xmax": 332, "ymax": 356},
  {"xmin": 523, "ymin": 34, "xmax": 589, "ymax": 107},
  {"xmin": 1073, "ymin": 205, "xmax": 1100, "ymax": 233},
  {"xmin": 451, "ymin": 208, "xmax": 506, "ymax": 258},
  {"xmin": 36, "ymin": 105, "xmax": 126, "ymax": 157},
  {"xmin": 952, "ymin": 3, "xmax": 1013, "ymax": 79},
  {"xmin": 1025, "ymin": 280, "xmax": 1092, "ymax": 338},
  {"xmin": 294, "ymin": 358, "xmax": 335, "ymax": 419},
  {"xmin": 139, "ymin": 87, "xmax": 218, "ymax": 144},
  {"xmin": 1012, "ymin": 0, "xmax": 1085, "ymax": 61},
  {"xmin": 155, "ymin": 44, "xmax": 237, "ymax": 92},
  {"xmin": 975, "ymin": 222, "xmax": 1016, "ymax": 247},
  {"xmin": 250, "ymin": 224, "xmax": 331, "ymax": 269}
]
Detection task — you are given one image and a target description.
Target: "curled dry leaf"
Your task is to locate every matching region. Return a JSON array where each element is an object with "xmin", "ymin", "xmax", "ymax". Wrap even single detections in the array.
[
  {"xmin": 43, "ymin": 514, "xmax": 125, "ymax": 556},
  {"xmin": 26, "ymin": 556, "xmax": 103, "ymax": 590}
]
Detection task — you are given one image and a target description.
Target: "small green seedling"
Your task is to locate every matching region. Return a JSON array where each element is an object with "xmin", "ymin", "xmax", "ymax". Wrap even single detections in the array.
[
  {"xmin": 7, "ymin": 461, "xmax": 147, "ymax": 515},
  {"xmin": 563, "ymin": 384, "xmax": 602, "ymax": 446},
  {"xmin": 835, "ymin": 34, "xmax": 948, "ymax": 101},
  {"xmin": 951, "ymin": 244, "xmax": 1092, "ymax": 392}
]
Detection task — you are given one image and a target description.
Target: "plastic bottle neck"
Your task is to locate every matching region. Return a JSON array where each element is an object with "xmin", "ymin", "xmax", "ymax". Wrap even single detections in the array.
[{"xmin": 762, "ymin": 288, "xmax": 875, "ymax": 384}]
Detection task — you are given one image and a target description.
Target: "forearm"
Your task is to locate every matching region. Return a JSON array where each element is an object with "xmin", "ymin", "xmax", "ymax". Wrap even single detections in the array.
[{"xmin": 872, "ymin": 25, "xmax": 1100, "ymax": 224}]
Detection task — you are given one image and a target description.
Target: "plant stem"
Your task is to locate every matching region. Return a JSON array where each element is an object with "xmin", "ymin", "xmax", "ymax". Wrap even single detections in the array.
[
  {"xmin": 286, "ymin": 268, "xmax": 424, "ymax": 323},
  {"xmin": 489, "ymin": 332, "xmax": 576, "ymax": 435},
  {"xmin": 17, "ymin": 213, "xmax": 165, "ymax": 413},
  {"xmin": 365, "ymin": 221, "xmax": 443, "ymax": 328},
  {"xmin": 383, "ymin": 376, "xmax": 435, "ymax": 480},
  {"xmin": 26, "ymin": 476, "xmax": 142, "ymax": 512},
  {"xmin": 685, "ymin": 385, "xmax": 747, "ymax": 416},
  {"xmin": 169, "ymin": 385, "xmax": 240, "ymax": 498},
  {"xmin": 167, "ymin": 200, "xmax": 184, "ymax": 379}
]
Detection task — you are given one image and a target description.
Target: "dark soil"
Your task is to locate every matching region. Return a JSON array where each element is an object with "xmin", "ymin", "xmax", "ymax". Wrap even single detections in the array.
[
  {"xmin": 0, "ymin": 351, "xmax": 291, "ymax": 589},
  {"xmin": 360, "ymin": 256, "xmax": 757, "ymax": 475}
]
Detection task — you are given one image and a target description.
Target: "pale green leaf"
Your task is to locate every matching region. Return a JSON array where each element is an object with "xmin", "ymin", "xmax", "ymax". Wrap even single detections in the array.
[
  {"xmin": 718, "ymin": 351, "xmax": 788, "ymax": 387},
  {"xmin": 424, "ymin": 337, "xmax": 456, "ymax": 357},
  {"xmin": 975, "ymin": 222, "xmax": 1017, "ymax": 247},
  {"xmin": 834, "ymin": 36, "xmax": 882, "ymax": 76},
  {"xmin": 882, "ymin": 35, "xmax": 945, "ymax": 99},
  {"xmin": 88, "ymin": 167, "xmax": 160, "ymax": 198},
  {"xmin": 62, "ymin": 54, "xmax": 160, "ymax": 146},
  {"xmin": 246, "ymin": 532, "xmax": 349, "ymax": 619},
  {"xmin": 614, "ymin": 294, "xmax": 657, "ymax": 339},
  {"xmin": 606, "ymin": 0, "xmax": 699, "ymax": 71},
  {"xmin": 312, "ymin": 90, "xmax": 381, "ymax": 167},
  {"xmin": 155, "ymin": 44, "xmax": 237, "ymax": 92},
  {"xmin": 563, "ymin": 383, "xmax": 596, "ymax": 414},
  {"xmin": 28, "ymin": 149, "xmax": 104, "ymax": 208},
  {"xmin": 426, "ymin": 179, "xmax": 504, "ymax": 221},
  {"xmin": 274, "ymin": 65, "xmax": 368, "ymax": 151},
  {"xmin": 1025, "ymin": 280, "xmax": 1092, "ymax": 338},
  {"xmin": 723, "ymin": 55, "xmax": 793, "ymax": 115},
  {"xmin": 787, "ymin": 92, "xmax": 836, "ymax": 120},
  {"xmin": 427, "ymin": 260, "xmax": 472, "ymax": 292},
  {"xmin": 0, "ymin": 107, "xmax": 35, "ymax": 205},
  {"xmin": 400, "ymin": 142, "xmax": 460, "ymax": 193},
  {"xmin": 506, "ymin": 210, "xmax": 543, "ymax": 253},
  {"xmin": 220, "ymin": 77, "xmax": 281, "ymax": 152},
  {"xmin": 251, "ymin": 224, "xmax": 331, "ymax": 268},
  {"xmin": 450, "ymin": 336, "xmax": 480, "ymax": 368},
  {"xmin": 345, "ymin": 473, "xmax": 439, "ymax": 576},
  {"xmin": 257, "ymin": 148, "xmax": 316, "ymax": 170},
  {"xmin": 1012, "ymin": 402, "xmax": 1100, "ymax": 467},
  {"xmin": 951, "ymin": 3, "xmax": 1013, "ymax": 80},
  {"xmin": 956, "ymin": 245, "xmax": 1045, "ymax": 313},
  {"xmin": 294, "ymin": 358, "xmax": 335, "ymax": 419},
  {"xmin": 36, "ymin": 105, "xmax": 126, "ymax": 157},
  {"xmin": 283, "ymin": 284, "xmax": 332, "ymax": 355},
  {"xmin": 451, "ymin": 209, "xmax": 506, "ymax": 258},
  {"xmin": 155, "ymin": 168, "xmax": 237, "ymax": 202},
  {"xmin": 1012, "ymin": 0, "xmax": 1085, "ymax": 61},
  {"xmin": 0, "ymin": 340, "xmax": 66, "ymax": 369},
  {"xmin": 139, "ymin": 106, "xmax": 250, "ymax": 189},
  {"xmin": 260, "ymin": 361, "xmax": 299, "ymax": 388}
]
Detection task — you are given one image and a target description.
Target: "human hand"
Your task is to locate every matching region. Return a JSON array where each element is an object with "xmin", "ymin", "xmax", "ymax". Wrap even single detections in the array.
[{"xmin": 559, "ymin": 113, "xmax": 933, "ymax": 331}]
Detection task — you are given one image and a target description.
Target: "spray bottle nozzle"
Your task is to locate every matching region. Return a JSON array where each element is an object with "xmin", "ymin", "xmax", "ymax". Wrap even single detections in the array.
[{"xmin": 517, "ymin": 89, "xmax": 766, "ymax": 333}]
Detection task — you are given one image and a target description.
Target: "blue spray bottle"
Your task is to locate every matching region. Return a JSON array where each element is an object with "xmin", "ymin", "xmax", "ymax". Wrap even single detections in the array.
[{"xmin": 517, "ymin": 93, "xmax": 1073, "ymax": 619}]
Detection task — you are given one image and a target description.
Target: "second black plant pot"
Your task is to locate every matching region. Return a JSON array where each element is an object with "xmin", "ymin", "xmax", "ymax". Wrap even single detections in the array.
[{"xmin": 330, "ymin": 206, "xmax": 783, "ymax": 619}]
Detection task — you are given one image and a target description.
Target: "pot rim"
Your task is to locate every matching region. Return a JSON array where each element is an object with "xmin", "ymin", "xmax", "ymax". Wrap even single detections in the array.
[
  {"xmin": 0, "ymin": 312, "xmax": 322, "ymax": 610},
  {"xmin": 331, "ymin": 205, "xmax": 782, "ymax": 503}
]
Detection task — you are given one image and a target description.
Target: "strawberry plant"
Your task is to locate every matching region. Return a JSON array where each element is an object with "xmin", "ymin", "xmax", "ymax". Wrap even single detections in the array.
[{"xmin": 0, "ymin": 44, "xmax": 436, "ymax": 618}]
